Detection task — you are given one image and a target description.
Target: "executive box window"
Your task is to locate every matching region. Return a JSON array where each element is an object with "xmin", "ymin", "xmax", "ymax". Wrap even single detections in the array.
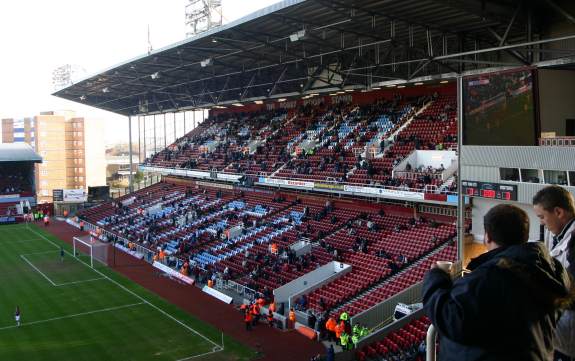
[
  {"xmin": 544, "ymin": 170, "xmax": 568, "ymax": 185},
  {"xmin": 520, "ymin": 169, "xmax": 540, "ymax": 183},
  {"xmin": 500, "ymin": 168, "xmax": 520, "ymax": 182},
  {"xmin": 569, "ymin": 171, "xmax": 575, "ymax": 186}
]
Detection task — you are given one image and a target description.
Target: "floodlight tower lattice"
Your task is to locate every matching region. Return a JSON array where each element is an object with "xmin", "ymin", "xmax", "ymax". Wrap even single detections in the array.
[
  {"xmin": 52, "ymin": 64, "xmax": 86, "ymax": 92},
  {"xmin": 185, "ymin": 0, "xmax": 223, "ymax": 37}
]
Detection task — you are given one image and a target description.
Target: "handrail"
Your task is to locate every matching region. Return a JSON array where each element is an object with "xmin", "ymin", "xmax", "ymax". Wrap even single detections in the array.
[{"xmin": 426, "ymin": 324, "xmax": 437, "ymax": 361}]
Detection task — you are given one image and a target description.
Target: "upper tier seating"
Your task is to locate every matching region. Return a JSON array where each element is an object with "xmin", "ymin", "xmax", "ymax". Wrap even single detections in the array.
[{"xmin": 144, "ymin": 91, "xmax": 458, "ymax": 193}]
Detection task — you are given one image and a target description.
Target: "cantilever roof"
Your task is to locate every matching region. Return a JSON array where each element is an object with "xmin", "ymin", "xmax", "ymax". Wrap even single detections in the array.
[
  {"xmin": 0, "ymin": 143, "xmax": 42, "ymax": 163},
  {"xmin": 53, "ymin": 0, "xmax": 575, "ymax": 116}
]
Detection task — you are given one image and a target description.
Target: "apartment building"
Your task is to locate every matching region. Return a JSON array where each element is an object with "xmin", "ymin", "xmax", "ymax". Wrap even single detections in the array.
[{"xmin": 2, "ymin": 111, "xmax": 105, "ymax": 203}]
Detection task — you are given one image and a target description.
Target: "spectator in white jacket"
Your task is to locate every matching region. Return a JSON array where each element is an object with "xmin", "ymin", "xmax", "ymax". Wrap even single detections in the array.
[{"xmin": 533, "ymin": 185, "xmax": 575, "ymax": 361}]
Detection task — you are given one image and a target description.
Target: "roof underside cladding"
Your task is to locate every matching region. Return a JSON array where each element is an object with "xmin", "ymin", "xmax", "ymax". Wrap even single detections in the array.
[{"xmin": 53, "ymin": 0, "xmax": 575, "ymax": 116}]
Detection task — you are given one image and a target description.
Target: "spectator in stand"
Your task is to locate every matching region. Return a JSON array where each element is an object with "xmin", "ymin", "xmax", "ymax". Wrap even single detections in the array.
[
  {"xmin": 533, "ymin": 186, "xmax": 575, "ymax": 361},
  {"xmin": 423, "ymin": 204, "xmax": 572, "ymax": 361}
]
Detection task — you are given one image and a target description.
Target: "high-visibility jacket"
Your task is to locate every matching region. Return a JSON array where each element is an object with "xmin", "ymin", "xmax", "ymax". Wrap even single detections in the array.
[
  {"xmin": 245, "ymin": 312, "xmax": 252, "ymax": 322},
  {"xmin": 269, "ymin": 302, "xmax": 276, "ymax": 313},
  {"xmin": 352, "ymin": 325, "xmax": 360, "ymax": 335},
  {"xmin": 339, "ymin": 312, "xmax": 349, "ymax": 321},
  {"xmin": 351, "ymin": 334, "xmax": 359, "ymax": 346},
  {"xmin": 340, "ymin": 333, "xmax": 349, "ymax": 347},
  {"xmin": 335, "ymin": 323, "xmax": 344, "ymax": 339},
  {"xmin": 289, "ymin": 310, "xmax": 296, "ymax": 322},
  {"xmin": 325, "ymin": 317, "xmax": 337, "ymax": 332},
  {"xmin": 257, "ymin": 298, "xmax": 265, "ymax": 307},
  {"xmin": 251, "ymin": 304, "xmax": 260, "ymax": 316}
]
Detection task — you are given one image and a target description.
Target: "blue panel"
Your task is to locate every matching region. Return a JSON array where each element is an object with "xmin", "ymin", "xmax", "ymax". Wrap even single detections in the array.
[{"xmin": 447, "ymin": 195, "xmax": 469, "ymax": 204}]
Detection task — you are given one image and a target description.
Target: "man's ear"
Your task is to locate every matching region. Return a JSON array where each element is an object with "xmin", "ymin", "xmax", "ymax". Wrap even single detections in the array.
[
  {"xmin": 553, "ymin": 206, "xmax": 565, "ymax": 220},
  {"xmin": 484, "ymin": 232, "xmax": 496, "ymax": 249}
]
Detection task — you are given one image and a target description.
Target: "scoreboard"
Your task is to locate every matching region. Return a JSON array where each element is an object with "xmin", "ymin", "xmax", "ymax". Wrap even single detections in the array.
[{"xmin": 462, "ymin": 180, "xmax": 518, "ymax": 201}]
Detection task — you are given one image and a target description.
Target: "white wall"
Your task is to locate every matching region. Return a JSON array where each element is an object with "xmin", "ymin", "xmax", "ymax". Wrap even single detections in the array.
[
  {"xmin": 415, "ymin": 150, "xmax": 457, "ymax": 168},
  {"xmin": 84, "ymin": 118, "xmax": 107, "ymax": 187},
  {"xmin": 538, "ymin": 69, "xmax": 575, "ymax": 136},
  {"xmin": 471, "ymin": 198, "xmax": 542, "ymax": 243}
]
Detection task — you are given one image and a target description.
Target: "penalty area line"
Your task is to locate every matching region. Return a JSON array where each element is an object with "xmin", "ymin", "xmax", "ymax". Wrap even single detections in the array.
[
  {"xmin": 0, "ymin": 302, "xmax": 145, "ymax": 331},
  {"xmin": 28, "ymin": 226, "xmax": 225, "ymax": 351}
]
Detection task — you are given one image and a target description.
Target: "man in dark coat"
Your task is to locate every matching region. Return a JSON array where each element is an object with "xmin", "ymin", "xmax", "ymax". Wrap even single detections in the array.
[{"xmin": 423, "ymin": 204, "xmax": 572, "ymax": 361}]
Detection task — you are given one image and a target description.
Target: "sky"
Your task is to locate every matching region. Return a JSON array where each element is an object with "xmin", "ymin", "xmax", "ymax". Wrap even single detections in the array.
[{"xmin": 0, "ymin": 0, "xmax": 282, "ymax": 145}]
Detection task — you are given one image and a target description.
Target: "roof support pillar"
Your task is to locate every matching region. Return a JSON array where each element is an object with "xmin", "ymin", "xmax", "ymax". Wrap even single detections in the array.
[
  {"xmin": 456, "ymin": 75, "xmax": 464, "ymax": 263},
  {"xmin": 163, "ymin": 113, "xmax": 167, "ymax": 149},
  {"xmin": 153, "ymin": 114, "xmax": 157, "ymax": 155},
  {"xmin": 128, "ymin": 116, "xmax": 134, "ymax": 193},
  {"xmin": 143, "ymin": 116, "xmax": 147, "ymax": 161},
  {"xmin": 137, "ymin": 116, "xmax": 141, "ymax": 164}
]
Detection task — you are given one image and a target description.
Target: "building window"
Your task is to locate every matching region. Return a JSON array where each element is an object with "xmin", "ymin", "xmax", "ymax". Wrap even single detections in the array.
[
  {"xmin": 520, "ymin": 169, "xmax": 540, "ymax": 183},
  {"xmin": 544, "ymin": 170, "xmax": 568, "ymax": 185},
  {"xmin": 569, "ymin": 171, "xmax": 575, "ymax": 187},
  {"xmin": 500, "ymin": 168, "xmax": 520, "ymax": 182}
]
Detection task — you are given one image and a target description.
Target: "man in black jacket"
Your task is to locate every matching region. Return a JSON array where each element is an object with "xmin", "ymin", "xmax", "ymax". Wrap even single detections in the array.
[{"xmin": 423, "ymin": 204, "xmax": 572, "ymax": 361}]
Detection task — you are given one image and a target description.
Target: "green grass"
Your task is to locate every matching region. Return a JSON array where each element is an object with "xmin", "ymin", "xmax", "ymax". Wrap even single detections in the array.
[{"xmin": 0, "ymin": 224, "xmax": 256, "ymax": 361}]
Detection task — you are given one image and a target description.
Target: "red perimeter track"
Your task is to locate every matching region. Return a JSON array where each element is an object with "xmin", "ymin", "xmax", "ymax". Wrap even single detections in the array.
[{"xmin": 45, "ymin": 220, "xmax": 325, "ymax": 361}]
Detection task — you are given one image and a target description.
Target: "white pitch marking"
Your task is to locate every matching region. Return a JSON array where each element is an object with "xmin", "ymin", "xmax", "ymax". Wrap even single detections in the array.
[
  {"xmin": 28, "ymin": 226, "xmax": 225, "ymax": 352},
  {"xmin": 20, "ymin": 254, "xmax": 57, "ymax": 286},
  {"xmin": 0, "ymin": 302, "xmax": 145, "ymax": 331}
]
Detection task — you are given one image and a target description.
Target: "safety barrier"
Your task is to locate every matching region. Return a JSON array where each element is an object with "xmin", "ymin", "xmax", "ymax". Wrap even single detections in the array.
[{"xmin": 350, "ymin": 282, "xmax": 423, "ymax": 330}]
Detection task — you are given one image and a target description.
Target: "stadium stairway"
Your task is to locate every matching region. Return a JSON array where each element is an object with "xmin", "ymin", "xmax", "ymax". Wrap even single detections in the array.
[{"xmin": 376, "ymin": 100, "xmax": 433, "ymax": 157}]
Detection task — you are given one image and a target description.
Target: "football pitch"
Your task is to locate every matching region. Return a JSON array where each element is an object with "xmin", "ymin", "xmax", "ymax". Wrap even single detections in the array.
[{"xmin": 0, "ymin": 223, "xmax": 256, "ymax": 361}]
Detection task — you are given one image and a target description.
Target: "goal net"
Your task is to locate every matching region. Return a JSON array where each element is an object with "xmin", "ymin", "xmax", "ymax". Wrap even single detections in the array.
[{"xmin": 72, "ymin": 235, "xmax": 109, "ymax": 268}]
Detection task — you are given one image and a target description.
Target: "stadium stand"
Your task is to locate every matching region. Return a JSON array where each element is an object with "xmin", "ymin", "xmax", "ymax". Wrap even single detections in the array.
[
  {"xmin": 78, "ymin": 178, "xmax": 457, "ymax": 318},
  {"xmin": 144, "ymin": 92, "xmax": 458, "ymax": 193},
  {"xmin": 356, "ymin": 316, "xmax": 431, "ymax": 361}
]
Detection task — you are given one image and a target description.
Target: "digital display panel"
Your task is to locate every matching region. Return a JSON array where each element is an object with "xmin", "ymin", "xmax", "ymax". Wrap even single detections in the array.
[
  {"xmin": 462, "ymin": 181, "xmax": 518, "ymax": 201},
  {"xmin": 463, "ymin": 68, "xmax": 536, "ymax": 146}
]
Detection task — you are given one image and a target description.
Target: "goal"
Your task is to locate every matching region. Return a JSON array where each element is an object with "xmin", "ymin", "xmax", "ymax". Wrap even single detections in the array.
[{"xmin": 72, "ymin": 235, "xmax": 109, "ymax": 268}]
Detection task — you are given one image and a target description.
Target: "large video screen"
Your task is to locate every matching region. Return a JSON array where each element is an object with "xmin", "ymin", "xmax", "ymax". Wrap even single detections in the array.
[
  {"xmin": 463, "ymin": 69, "xmax": 536, "ymax": 145},
  {"xmin": 88, "ymin": 186, "xmax": 110, "ymax": 202}
]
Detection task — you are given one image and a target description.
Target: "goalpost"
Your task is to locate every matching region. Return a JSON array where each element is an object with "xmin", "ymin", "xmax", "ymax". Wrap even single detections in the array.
[{"xmin": 72, "ymin": 235, "xmax": 109, "ymax": 268}]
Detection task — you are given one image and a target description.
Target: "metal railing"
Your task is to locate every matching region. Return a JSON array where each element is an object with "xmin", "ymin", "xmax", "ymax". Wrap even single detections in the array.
[
  {"xmin": 350, "ymin": 282, "xmax": 423, "ymax": 329},
  {"xmin": 393, "ymin": 170, "xmax": 444, "ymax": 181},
  {"xmin": 539, "ymin": 136, "xmax": 575, "ymax": 147},
  {"xmin": 426, "ymin": 324, "xmax": 437, "ymax": 361},
  {"xmin": 110, "ymin": 174, "xmax": 163, "ymax": 199},
  {"xmin": 216, "ymin": 279, "xmax": 259, "ymax": 302}
]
